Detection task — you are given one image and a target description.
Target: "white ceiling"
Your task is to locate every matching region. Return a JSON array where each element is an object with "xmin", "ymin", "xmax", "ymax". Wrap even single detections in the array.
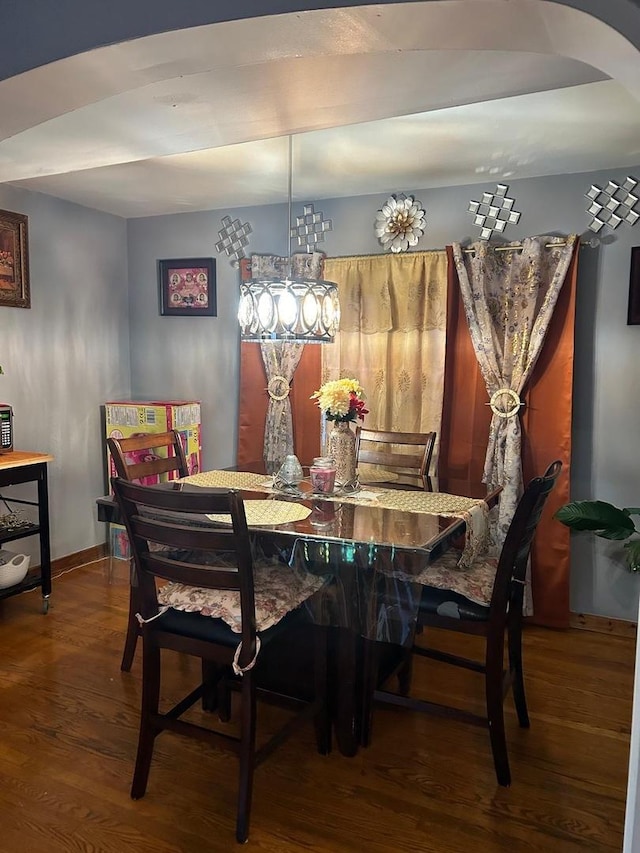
[{"xmin": 1, "ymin": 1, "xmax": 639, "ymax": 218}]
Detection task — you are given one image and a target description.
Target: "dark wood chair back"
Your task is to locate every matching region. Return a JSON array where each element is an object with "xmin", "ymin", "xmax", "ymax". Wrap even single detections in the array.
[
  {"xmin": 111, "ymin": 478, "xmax": 258, "ymax": 658},
  {"xmin": 355, "ymin": 427, "xmax": 436, "ymax": 477},
  {"xmin": 107, "ymin": 430, "xmax": 190, "ymax": 672},
  {"xmin": 489, "ymin": 459, "xmax": 563, "ymax": 621},
  {"xmin": 107, "ymin": 430, "xmax": 188, "ymax": 484}
]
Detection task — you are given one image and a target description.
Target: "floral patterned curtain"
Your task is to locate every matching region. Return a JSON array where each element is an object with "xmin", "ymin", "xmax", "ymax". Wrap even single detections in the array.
[
  {"xmin": 250, "ymin": 252, "xmax": 324, "ymax": 472},
  {"xmin": 451, "ymin": 235, "xmax": 577, "ymax": 545},
  {"xmin": 322, "ymin": 252, "xmax": 448, "ymax": 463}
]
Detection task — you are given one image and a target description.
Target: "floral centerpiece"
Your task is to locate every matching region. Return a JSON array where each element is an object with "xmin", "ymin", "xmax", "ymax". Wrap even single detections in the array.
[
  {"xmin": 310, "ymin": 378, "xmax": 369, "ymax": 423},
  {"xmin": 311, "ymin": 379, "xmax": 368, "ymax": 485}
]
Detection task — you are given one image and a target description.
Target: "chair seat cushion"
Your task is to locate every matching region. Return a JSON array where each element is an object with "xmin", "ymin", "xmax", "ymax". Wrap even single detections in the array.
[
  {"xmin": 413, "ymin": 548, "xmax": 497, "ymax": 621},
  {"xmin": 157, "ymin": 559, "xmax": 326, "ymax": 634},
  {"xmin": 155, "ymin": 599, "xmax": 306, "ymax": 648}
]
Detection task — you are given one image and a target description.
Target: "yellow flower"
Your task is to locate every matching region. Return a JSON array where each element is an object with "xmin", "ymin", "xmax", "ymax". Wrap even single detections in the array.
[{"xmin": 311, "ymin": 378, "xmax": 367, "ymax": 422}]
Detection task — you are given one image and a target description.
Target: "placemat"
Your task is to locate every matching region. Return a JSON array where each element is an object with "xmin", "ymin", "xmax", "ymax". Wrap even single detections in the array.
[
  {"xmin": 181, "ymin": 470, "xmax": 272, "ymax": 490},
  {"xmin": 207, "ymin": 499, "xmax": 311, "ymax": 527},
  {"xmin": 374, "ymin": 491, "xmax": 484, "ymax": 514}
]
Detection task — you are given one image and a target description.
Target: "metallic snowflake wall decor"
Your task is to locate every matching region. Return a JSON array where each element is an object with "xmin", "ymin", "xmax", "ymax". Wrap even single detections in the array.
[
  {"xmin": 215, "ymin": 215, "xmax": 253, "ymax": 267},
  {"xmin": 290, "ymin": 204, "xmax": 332, "ymax": 253},
  {"xmin": 467, "ymin": 184, "xmax": 521, "ymax": 240},
  {"xmin": 585, "ymin": 176, "xmax": 639, "ymax": 233},
  {"xmin": 375, "ymin": 193, "xmax": 426, "ymax": 253}
]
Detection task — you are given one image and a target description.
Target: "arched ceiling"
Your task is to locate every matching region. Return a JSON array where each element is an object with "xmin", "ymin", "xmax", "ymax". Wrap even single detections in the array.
[{"xmin": 1, "ymin": 0, "xmax": 639, "ymax": 217}]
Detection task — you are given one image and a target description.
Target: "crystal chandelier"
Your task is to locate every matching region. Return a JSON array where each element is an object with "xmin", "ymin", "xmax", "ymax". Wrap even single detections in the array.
[{"xmin": 238, "ymin": 136, "xmax": 340, "ymax": 343}]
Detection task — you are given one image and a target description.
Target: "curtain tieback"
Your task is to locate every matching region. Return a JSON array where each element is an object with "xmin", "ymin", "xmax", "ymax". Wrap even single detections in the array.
[
  {"xmin": 267, "ymin": 375, "xmax": 290, "ymax": 401},
  {"xmin": 488, "ymin": 388, "xmax": 524, "ymax": 419}
]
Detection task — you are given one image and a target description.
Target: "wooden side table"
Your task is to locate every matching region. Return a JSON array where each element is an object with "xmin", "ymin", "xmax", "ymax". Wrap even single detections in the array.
[{"xmin": 0, "ymin": 450, "xmax": 53, "ymax": 612}]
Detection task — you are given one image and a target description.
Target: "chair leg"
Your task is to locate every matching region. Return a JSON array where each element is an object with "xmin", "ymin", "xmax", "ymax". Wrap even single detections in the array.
[
  {"xmin": 396, "ymin": 647, "xmax": 414, "ymax": 696},
  {"xmin": 485, "ymin": 641, "xmax": 511, "ymax": 787},
  {"xmin": 121, "ymin": 584, "xmax": 141, "ymax": 672},
  {"xmin": 201, "ymin": 660, "xmax": 219, "ymax": 712},
  {"xmin": 131, "ymin": 638, "xmax": 161, "ymax": 800},
  {"xmin": 313, "ymin": 626, "xmax": 331, "ymax": 755},
  {"xmin": 236, "ymin": 672, "xmax": 257, "ymax": 844},
  {"xmin": 217, "ymin": 667, "xmax": 232, "ymax": 723},
  {"xmin": 360, "ymin": 638, "xmax": 379, "ymax": 748},
  {"xmin": 508, "ymin": 620, "xmax": 530, "ymax": 728}
]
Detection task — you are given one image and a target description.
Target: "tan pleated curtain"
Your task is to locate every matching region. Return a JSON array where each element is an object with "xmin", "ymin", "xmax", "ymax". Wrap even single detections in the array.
[{"xmin": 322, "ymin": 252, "xmax": 448, "ymax": 465}]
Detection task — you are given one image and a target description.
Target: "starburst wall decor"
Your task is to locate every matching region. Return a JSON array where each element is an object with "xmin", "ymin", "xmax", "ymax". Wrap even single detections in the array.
[{"xmin": 374, "ymin": 193, "xmax": 426, "ymax": 253}]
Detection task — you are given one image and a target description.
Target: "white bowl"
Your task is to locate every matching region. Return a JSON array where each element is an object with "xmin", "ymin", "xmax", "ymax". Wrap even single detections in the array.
[{"xmin": 0, "ymin": 551, "xmax": 30, "ymax": 589}]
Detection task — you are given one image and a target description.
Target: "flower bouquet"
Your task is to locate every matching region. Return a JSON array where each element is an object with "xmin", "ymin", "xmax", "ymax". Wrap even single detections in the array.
[{"xmin": 310, "ymin": 378, "xmax": 368, "ymax": 423}]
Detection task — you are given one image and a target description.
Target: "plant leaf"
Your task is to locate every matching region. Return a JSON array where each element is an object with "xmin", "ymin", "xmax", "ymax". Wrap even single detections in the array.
[
  {"xmin": 624, "ymin": 508, "xmax": 640, "ymax": 516},
  {"xmin": 625, "ymin": 539, "xmax": 640, "ymax": 572},
  {"xmin": 554, "ymin": 500, "xmax": 637, "ymax": 540}
]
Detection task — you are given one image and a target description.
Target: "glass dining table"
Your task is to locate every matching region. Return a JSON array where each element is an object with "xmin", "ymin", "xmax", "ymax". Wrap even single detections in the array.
[{"xmin": 97, "ymin": 462, "xmax": 499, "ymax": 755}]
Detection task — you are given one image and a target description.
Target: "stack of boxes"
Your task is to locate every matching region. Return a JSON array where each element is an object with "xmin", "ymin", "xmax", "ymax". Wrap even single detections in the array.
[{"xmin": 105, "ymin": 400, "xmax": 202, "ymax": 559}]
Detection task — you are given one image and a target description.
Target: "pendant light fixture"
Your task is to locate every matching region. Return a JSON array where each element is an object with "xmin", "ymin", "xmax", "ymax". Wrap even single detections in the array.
[{"xmin": 238, "ymin": 136, "xmax": 340, "ymax": 343}]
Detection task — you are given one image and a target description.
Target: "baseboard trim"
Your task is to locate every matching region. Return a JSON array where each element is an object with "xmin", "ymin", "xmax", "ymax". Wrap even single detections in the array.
[
  {"xmin": 570, "ymin": 611, "xmax": 637, "ymax": 638},
  {"xmin": 51, "ymin": 543, "xmax": 108, "ymax": 575}
]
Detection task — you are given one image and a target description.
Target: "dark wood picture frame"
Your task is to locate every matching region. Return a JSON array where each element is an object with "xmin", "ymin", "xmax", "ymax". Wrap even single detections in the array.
[
  {"xmin": 628, "ymin": 246, "xmax": 640, "ymax": 325},
  {"xmin": 0, "ymin": 209, "xmax": 30, "ymax": 309},
  {"xmin": 158, "ymin": 257, "xmax": 217, "ymax": 316}
]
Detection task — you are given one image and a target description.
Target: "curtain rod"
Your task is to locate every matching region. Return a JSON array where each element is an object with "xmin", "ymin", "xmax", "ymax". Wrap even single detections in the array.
[
  {"xmin": 325, "ymin": 238, "xmax": 592, "ymax": 262},
  {"xmin": 463, "ymin": 240, "xmax": 573, "ymax": 254}
]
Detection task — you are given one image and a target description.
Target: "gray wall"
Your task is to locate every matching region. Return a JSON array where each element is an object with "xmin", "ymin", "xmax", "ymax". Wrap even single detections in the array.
[
  {"xmin": 0, "ymin": 183, "xmax": 129, "ymax": 564},
  {"xmin": 127, "ymin": 165, "xmax": 640, "ymax": 621}
]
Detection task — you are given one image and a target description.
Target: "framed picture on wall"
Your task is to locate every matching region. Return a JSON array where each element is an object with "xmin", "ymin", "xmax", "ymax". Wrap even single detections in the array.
[
  {"xmin": 158, "ymin": 257, "xmax": 217, "ymax": 316},
  {"xmin": 628, "ymin": 246, "xmax": 640, "ymax": 325},
  {"xmin": 0, "ymin": 209, "xmax": 30, "ymax": 309}
]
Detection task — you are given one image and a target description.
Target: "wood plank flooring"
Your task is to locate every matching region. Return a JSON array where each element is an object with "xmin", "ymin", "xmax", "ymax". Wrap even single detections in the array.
[{"xmin": 0, "ymin": 558, "xmax": 633, "ymax": 852}]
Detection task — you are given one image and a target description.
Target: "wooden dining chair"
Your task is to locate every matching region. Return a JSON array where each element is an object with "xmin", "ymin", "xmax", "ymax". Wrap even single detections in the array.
[
  {"xmin": 360, "ymin": 460, "xmax": 562, "ymax": 787},
  {"xmin": 112, "ymin": 477, "xmax": 330, "ymax": 844},
  {"xmin": 354, "ymin": 427, "xmax": 436, "ymax": 486},
  {"xmin": 107, "ymin": 430, "xmax": 189, "ymax": 671}
]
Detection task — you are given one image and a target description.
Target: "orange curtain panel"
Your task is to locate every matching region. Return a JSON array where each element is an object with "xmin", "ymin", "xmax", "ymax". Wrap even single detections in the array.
[
  {"xmin": 237, "ymin": 259, "xmax": 322, "ymax": 467},
  {"xmin": 442, "ymin": 243, "xmax": 579, "ymax": 628}
]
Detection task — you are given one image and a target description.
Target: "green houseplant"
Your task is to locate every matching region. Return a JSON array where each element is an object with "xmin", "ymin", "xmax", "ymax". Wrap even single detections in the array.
[{"xmin": 555, "ymin": 500, "xmax": 640, "ymax": 571}]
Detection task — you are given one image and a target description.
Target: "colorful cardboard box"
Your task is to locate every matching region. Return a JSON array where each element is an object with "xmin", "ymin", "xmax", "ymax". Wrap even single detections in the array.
[
  {"xmin": 104, "ymin": 400, "xmax": 202, "ymax": 491},
  {"xmin": 109, "ymin": 523, "xmax": 131, "ymax": 561},
  {"xmin": 104, "ymin": 400, "xmax": 202, "ymax": 559}
]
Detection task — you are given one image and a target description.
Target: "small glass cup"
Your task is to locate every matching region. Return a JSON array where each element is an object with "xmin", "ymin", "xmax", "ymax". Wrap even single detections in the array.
[{"xmin": 310, "ymin": 456, "xmax": 336, "ymax": 494}]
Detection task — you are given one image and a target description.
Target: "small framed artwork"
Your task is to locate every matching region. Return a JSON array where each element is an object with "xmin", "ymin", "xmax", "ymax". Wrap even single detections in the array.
[
  {"xmin": 158, "ymin": 257, "xmax": 217, "ymax": 316},
  {"xmin": 0, "ymin": 209, "xmax": 30, "ymax": 309},
  {"xmin": 628, "ymin": 246, "xmax": 640, "ymax": 325}
]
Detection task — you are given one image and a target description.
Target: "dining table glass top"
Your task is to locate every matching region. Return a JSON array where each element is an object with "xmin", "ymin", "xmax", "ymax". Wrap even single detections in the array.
[{"xmin": 175, "ymin": 461, "xmax": 499, "ymax": 561}]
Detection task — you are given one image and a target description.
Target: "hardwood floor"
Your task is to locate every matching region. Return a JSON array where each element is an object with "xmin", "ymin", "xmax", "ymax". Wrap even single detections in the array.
[{"xmin": 0, "ymin": 558, "xmax": 633, "ymax": 852}]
